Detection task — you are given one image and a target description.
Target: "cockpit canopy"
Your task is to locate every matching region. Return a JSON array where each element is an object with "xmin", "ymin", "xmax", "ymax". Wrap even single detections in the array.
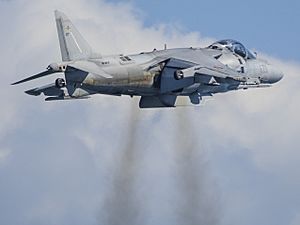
[{"xmin": 208, "ymin": 39, "xmax": 256, "ymax": 60}]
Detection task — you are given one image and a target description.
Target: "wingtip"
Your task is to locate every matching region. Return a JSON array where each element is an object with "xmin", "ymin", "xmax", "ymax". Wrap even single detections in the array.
[
  {"xmin": 11, "ymin": 79, "xmax": 28, "ymax": 86},
  {"xmin": 25, "ymin": 88, "xmax": 41, "ymax": 96},
  {"xmin": 11, "ymin": 81, "xmax": 19, "ymax": 86}
]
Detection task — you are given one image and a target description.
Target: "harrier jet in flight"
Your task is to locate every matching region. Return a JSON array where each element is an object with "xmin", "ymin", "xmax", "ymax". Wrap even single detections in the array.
[{"xmin": 12, "ymin": 11, "xmax": 283, "ymax": 108}]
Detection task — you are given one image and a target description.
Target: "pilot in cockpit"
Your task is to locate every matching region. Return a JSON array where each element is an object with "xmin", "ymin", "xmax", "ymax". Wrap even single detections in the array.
[
  {"xmin": 208, "ymin": 39, "xmax": 257, "ymax": 72},
  {"xmin": 209, "ymin": 39, "xmax": 256, "ymax": 60}
]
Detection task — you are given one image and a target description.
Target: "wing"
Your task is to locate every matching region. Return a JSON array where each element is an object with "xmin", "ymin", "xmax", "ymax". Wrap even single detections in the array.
[
  {"xmin": 140, "ymin": 57, "xmax": 246, "ymax": 108},
  {"xmin": 159, "ymin": 56, "xmax": 256, "ymax": 89},
  {"xmin": 155, "ymin": 57, "xmax": 243, "ymax": 93}
]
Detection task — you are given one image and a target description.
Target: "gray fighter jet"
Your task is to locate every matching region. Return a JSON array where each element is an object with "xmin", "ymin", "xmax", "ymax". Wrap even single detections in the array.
[{"xmin": 12, "ymin": 11, "xmax": 284, "ymax": 108}]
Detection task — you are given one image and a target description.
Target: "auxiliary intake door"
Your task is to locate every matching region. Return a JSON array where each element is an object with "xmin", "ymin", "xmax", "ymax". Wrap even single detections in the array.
[{"xmin": 159, "ymin": 58, "xmax": 196, "ymax": 93}]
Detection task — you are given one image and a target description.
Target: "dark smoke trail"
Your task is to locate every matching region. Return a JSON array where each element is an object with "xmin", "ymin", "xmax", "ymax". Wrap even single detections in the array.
[
  {"xmin": 174, "ymin": 108, "xmax": 220, "ymax": 225},
  {"xmin": 99, "ymin": 100, "xmax": 220, "ymax": 225},
  {"xmin": 101, "ymin": 101, "xmax": 142, "ymax": 225}
]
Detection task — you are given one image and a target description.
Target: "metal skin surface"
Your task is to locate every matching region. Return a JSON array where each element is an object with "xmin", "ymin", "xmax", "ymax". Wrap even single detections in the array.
[{"xmin": 12, "ymin": 11, "xmax": 284, "ymax": 108}]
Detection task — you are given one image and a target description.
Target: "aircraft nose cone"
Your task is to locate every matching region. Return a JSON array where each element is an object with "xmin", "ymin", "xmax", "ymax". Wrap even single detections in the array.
[{"xmin": 267, "ymin": 65, "xmax": 284, "ymax": 84}]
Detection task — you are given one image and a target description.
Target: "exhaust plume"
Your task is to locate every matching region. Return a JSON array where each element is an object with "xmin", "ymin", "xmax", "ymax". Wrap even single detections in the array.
[
  {"xmin": 100, "ymin": 101, "xmax": 142, "ymax": 225},
  {"xmin": 173, "ymin": 108, "xmax": 221, "ymax": 225},
  {"xmin": 99, "ymin": 101, "xmax": 220, "ymax": 225}
]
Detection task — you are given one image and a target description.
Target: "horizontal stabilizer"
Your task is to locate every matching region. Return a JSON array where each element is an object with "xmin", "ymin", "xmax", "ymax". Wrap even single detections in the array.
[
  {"xmin": 12, "ymin": 69, "xmax": 58, "ymax": 85},
  {"xmin": 25, "ymin": 83, "xmax": 64, "ymax": 97}
]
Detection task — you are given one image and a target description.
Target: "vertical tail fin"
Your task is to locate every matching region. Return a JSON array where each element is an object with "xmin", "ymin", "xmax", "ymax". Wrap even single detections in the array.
[{"xmin": 55, "ymin": 10, "xmax": 97, "ymax": 61}]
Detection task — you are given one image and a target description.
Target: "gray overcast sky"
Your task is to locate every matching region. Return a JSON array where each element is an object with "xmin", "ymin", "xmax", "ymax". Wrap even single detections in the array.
[{"xmin": 1, "ymin": 0, "xmax": 300, "ymax": 225}]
